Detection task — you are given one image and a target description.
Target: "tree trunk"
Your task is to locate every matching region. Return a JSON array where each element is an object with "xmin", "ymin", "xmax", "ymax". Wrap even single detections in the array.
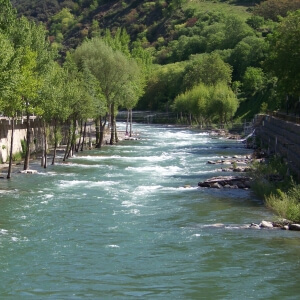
[
  {"xmin": 80, "ymin": 121, "xmax": 87, "ymax": 151},
  {"xmin": 24, "ymin": 111, "xmax": 31, "ymax": 170},
  {"xmin": 75, "ymin": 120, "xmax": 83, "ymax": 152},
  {"xmin": 130, "ymin": 109, "xmax": 133, "ymax": 137},
  {"xmin": 95, "ymin": 117, "xmax": 101, "ymax": 148},
  {"xmin": 63, "ymin": 121, "xmax": 71, "ymax": 161},
  {"xmin": 67, "ymin": 118, "xmax": 76, "ymax": 159},
  {"xmin": 110, "ymin": 102, "xmax": 115, "ymax": 145},
  {"xmin": 99, "ymin": 114, "xmax": 107, "ymax": 147},
  {"xmin": 126, "ymin": 109, "xmax": 129, "ymax": 135},
  {"xmin": 114, "ymin": 117, "xmax": 119, "ymax": 143},
  {"xmin": 7, "ymin": 117, "xmax": 14, "ymax": 179},
  {"xmin": 52, "ymin": 120, "xmax": 57, "ymax": 165},
  {"xmin": 43, "ymin": 121, "xmax": 47, "ymax": 168}
]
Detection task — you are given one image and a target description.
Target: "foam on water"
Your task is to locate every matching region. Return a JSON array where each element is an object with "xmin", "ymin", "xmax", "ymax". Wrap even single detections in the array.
[
  {"xmin": 126, "ymin": 165, "xmax": 182, "ymax": 176},
  {"xmin": 57, "ymin": 180, "xmax": 117, "ymax": 189},
  {"xmin": 1, "ymin": 123, "xmax": 298, "ymax": 299}
]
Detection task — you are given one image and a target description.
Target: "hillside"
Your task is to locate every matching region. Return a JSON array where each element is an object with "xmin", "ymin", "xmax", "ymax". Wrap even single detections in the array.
[
  {"xmin": 11, "ymin": 1, "xmax": 253, "ymax": 54},
  {"xmin": 9, "ymin": 0, "xmax": 300, "ymax": 122}
]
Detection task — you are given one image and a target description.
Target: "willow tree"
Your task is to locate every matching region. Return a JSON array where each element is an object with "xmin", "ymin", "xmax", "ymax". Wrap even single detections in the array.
[
  {"xmin": 61, "ymin": 56, "xmax": 95, "ymax": 160},
  {"xmin": 208, "ymin": 83, "xmax": 239, "ymax": 124},
  {"xmin": 73, "ymin": 38, "xmax": 142, "ymax": 145},
  {"xmin": 38, "ymin": 62, "xmax": 72, "ymax": 166},
  {"xmin": 0, "ymin": 33, "xmax": 19, "ymax": 178},
  {"xmin": 0, "ymin": 0, "xmax": 16, "ymax": 33},
  {"xmin": 0, "ymin": 45, "xmax": 37, "ymax": 177},
  {"xmin": 173, "ymin": 83, "xmax": 210, "ymax": 125},
  {"xmin": 9, "ymin": 16, "xmax": 55, "ymax": 170}
]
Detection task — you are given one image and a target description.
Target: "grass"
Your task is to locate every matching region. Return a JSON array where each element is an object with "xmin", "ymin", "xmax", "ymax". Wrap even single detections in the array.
[
  {"xmin": 266, "ymin": 185, "xmax": 300, "ymax": 222},
  {"xmin": 250, "ymin": 154, "xmax": 300, "ymax": 222},
  {"xmin": 185, "ymin": 0, "xmax": 251, "ymax": 21}
]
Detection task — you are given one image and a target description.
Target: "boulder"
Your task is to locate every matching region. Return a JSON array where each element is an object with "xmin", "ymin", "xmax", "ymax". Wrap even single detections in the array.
[
  {"xmin": 198, "ymin": 175, "xmax": 252, "ymax": 189},
  {"xmin": 289, "ymin": 224, "xmax": 300, "ymax": 231},
  {"xmin": 211, "ymin": 182, "xmax": 223, "ymax": 189},
  {"xmin": 260, "ymin": 220, "xmax": 274, "ymax": 228},
  {"xmin": 249, "ymin": 223, "xmax": 261, "ymax": 229}
]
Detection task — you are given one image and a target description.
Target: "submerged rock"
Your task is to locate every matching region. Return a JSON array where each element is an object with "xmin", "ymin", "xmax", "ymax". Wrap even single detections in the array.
[{"xmin": 20, "ymin": 170, "xmax": 38, "ymax": 174}]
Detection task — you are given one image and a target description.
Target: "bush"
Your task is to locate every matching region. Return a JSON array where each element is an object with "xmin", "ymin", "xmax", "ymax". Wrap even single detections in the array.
[
  {"xmin": 250, "ymin": 154, "xmax": 300, "ymax": 222},
  {"xmin": 266, "ymin": 185, "xmax": 300, "ymax": 222},
  {"xmin": 20, "ymin": 139, "xmax": 27, "ymax": 158},
  {"xmin": 12, "ymin": 152, "xmax": 23, "ymax": 162}
]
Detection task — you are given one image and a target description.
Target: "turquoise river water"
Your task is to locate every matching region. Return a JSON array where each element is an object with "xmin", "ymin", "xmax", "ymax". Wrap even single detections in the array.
[{"xmin": 1, "ymin": 123, "xmax": 300, "ymax": 299}]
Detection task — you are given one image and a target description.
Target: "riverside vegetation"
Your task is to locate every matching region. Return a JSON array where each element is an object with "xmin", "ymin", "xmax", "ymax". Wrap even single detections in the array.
[
  {"xmin": 250, "ymin": 151, "xmax": 300, "ymax": 224},
  {"xmin": 1, "ymin": 1, "xmax": 300, "ymax": 220}
]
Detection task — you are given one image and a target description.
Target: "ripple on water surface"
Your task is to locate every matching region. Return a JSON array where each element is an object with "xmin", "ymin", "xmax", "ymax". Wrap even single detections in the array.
[{"xmin": 1, "ymin": 123, "xmax": 300, "ymax": 299}]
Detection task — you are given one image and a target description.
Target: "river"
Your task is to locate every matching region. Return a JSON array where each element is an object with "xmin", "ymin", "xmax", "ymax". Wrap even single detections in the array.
[{"xmin": 1, "ymin": 123, "xmax": 300, "ymax": 299}]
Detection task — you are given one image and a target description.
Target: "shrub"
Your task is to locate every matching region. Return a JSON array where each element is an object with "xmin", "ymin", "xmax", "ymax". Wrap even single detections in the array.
[
  {"xmin": 12, "ymin": 152, "xmax": 23, "ymax": 162},
  {"xmin": 20, "ymin": 139, "xmax": 27, "ymax": 158},
  {"xmin": 266, "ymin": 185, "xmax": 300, "ymax": 222}
]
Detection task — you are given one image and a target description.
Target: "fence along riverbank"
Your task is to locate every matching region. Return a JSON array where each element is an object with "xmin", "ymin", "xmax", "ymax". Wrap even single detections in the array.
[{"xmin": 255, "ymin": 114, "xmax": 300, "ymax": 179}]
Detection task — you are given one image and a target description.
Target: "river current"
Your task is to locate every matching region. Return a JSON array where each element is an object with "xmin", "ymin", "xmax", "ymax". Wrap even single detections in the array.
[{"xmin": 1, "ymin": 123, "xmax": 300, "ymax": 299}]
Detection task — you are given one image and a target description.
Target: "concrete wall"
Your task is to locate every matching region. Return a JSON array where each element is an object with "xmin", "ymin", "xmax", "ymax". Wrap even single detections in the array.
[
  {"xmin": 0, "ymin": 117, "xmax": 44, "ymax": 163},
  {"xmin": 256, "ymin": 115, "xmax": 300, "ymax": 178}
]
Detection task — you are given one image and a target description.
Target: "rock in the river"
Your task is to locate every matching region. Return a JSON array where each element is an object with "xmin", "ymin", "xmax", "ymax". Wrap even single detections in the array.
[
  {"xmin": 260, "ymin": 220, "xmax": 274, "ymax": 228},
  {"xmin": 289, "ymin": 224, "xmax": 300, "ymax": 231},
  {"xmin": 211, "ymin": 182, "xmax": 223, "ymax": 189},
  {"xmin": 249, "ymin": 223, "xmax": 261, "ymax": 229},
  {"xmin": 198, "ymin": 175, "xmax": 251, "ymax": 189},
  {"xmin": 20, "ymin": 170, "xmax": 38, "ymax": 174}
]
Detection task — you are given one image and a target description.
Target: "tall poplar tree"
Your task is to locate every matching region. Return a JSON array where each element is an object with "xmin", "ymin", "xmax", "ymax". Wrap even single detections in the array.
[{"xmin": 73, "ymin": 38, "xmax": 143, "ymax": 145}]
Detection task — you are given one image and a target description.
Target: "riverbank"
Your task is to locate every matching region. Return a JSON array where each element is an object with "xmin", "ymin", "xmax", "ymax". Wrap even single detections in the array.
[
  {"xmin": 196, "ymin": 130, "xmax": 300, "ymax": 228},
  {"xmin": 0, "ymin": 128, "xmax": 138, "ymax": 176}
]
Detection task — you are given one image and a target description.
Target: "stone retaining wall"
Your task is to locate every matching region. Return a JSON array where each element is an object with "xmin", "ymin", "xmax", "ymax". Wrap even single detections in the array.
[
  {"xmin": 256, "ymin": 115, "xmax": 300, "ymax": 179},
  {"xmin": 0, "ymin": 118, "xmax": 44, "ymax": 163}
]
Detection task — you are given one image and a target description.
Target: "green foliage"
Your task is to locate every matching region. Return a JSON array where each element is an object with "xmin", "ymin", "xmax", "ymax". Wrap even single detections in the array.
[
  {"xmin": 266, "ymin": 184, "xmax": 300, "ymax": 222},
  {"xmin": 4, "ymin": 0, "xmax": 300, "ymax": 125},
  {"xmin": 250, "ymin": 155, "xmax": 293, "ymax": 198},
  {"xmin": 242, "ymin": 67, "xmax": 266, "ymax": 96},
  {"xmin": 173, "ymin": 82, "xmax": 238, "ymax": 124},
  {"xmin": 228, "ymin": 36, "xmax": 269, "ymax": 80},
  {"xmin": 0, "ymin": 0, "xmax": 16, "ymax": 33},
  {"xmin": 183, "ymin": 53, "xmax": 232, "ymax": 90},
  {"xmin": 20, "ymin": 139, "xmax": 27, "ymax": 157},
  {"xmin": 12, "ymin": 151, "xmax": 22, "ymax": 162},
  {"xmin": 260, "ymin": 102, "xmax": 268, "ymax": 113},
  {"xmin": 139, "ymin": 62, "xmax": 185, "ymax": 111},
  {"xmin": 265, "ymin": 10, "xmax": 300, "ymax": 98},
  {"xmin": 253, "ymin": 0, "xmax": 300, "ymax": 21}
]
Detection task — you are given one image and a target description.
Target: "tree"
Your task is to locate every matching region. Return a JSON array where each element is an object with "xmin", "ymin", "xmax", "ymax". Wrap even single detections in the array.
[
  {"xmin": 39, "ymin": 62, "xmax": 72, "ymax": 165},
  {"xmin": 0, "ymin": 44, "xmax": 30, "ymax": 178},
  {"xmin": 253, "ymin": 0, "xmax": 300, "ymax": 21},
  {"xmin": 62, "ymin": 55, "xmax": 95, "ymax": 160},
  {"xmin": 0, "ymin": 33, "xmax": 19, "ymax": 178},
  {"xmin": 242, "ymin": 67, "xmax": 266, "ymax": 96},
  {"xmin": 73, "ymin": 37, "xmax": 143, "ymax": 145},
  {"xmin": 9, "ymin": 16, "xmax": 55, "ymax": 170},
  {"xmin": 265, "ymin": 10, "xmax": 300, "ymax": 98},
  {"xmin": 229, "ymin": 36, "xmax": 268, "ymax": 81},
  {"xmin": 0, "ymin": 0, "xmax": 16, "ymax": 33},
  {"xmin": 223, "ymin": 15, "xmax": 254, "ymax": 49},
  {"xmin": 173, "ymin": 83, "xmax": 210, "ymax": 125},
  {"xmin": 183, "ymin": 53, "xmax": 232, "ymax": 90},
  {"xmin": 208, "ymin": 83, "xmax": 239, "ymax": 124}
]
